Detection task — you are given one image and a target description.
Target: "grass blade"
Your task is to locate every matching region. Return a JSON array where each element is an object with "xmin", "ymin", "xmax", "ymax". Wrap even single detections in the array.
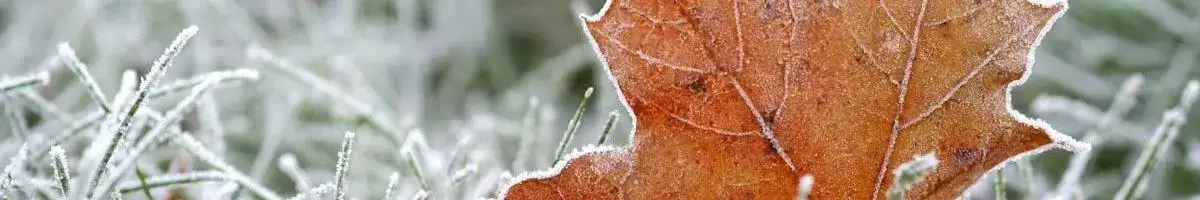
[
  {"xmin": 57, "ymin": 43, "xmax": 111, "ymax": 113},
  {"xmin": 246, "ymin": 46, "xmax": 402, "ymax": 144},
  {"xmin": 170, "ymin": 133, "xmax": 282, "ymax": 200},
  {"xmin": 554, "ymin": 87, "xmax": 593, "ymax": 163},
  {"xmin": 405, "ymin": 150, "xmax": 429, "ymax": 190},
  {"xmin": 597, "ymin": 110, "xmax": 620, "ymax": 145},
  {"xmin": 81, "ymin": 25, "xmax": 199, "ymax": 199},
  {"xmin": 132, "ymin": 169, "xmax": 153, "ymax": 200},
  {"xmin": 0, "ymin": 71, "xmax": 50, "ymax": 93},
  {"xmin": 333, "ymin": 131, "xmax": 357, "ymax": 200},
  {"xmin": 148, "ymin": 69, "xmax": 260, "ymax": 99},
  {"xmin": 115, "ymin": 171, "xmax": 226, "ymax": 194},
  {"xmin": 96, "ymin": 78, "xmax": 220, "ymax": 197},
  {"xmin": 383, "ymin": 172, "xmax": 399, "ymax": 200},
  {"xmin": 48, "ymin": 146, "xmax": 70, "ymax": 197},
  {"xmin": 286, "ymin": 182, "xmax": 334, "ymax": 200},
  {"xmin": 886, "ymin": 154, "xmax": 938, "ymax": 200},
  {"xmin": 1051, "ymin": 75, "xmax": 1144, "ymax": 200},
  {"xmin": 1113, "ymin": 81, "xmax": 1199, "ymax": 200},
  {"xmin": 795, "ymin": 174, "xmax": 814, "ymax": 200},
  {"xmin": 0, "ymin": 144, "xmax": 29, "ymax": 199},
  {"xmin": 994, "ymin": 168, "xmax": 1006, "ymax": 200},
  {"xmin": 278, "ymin": 154, "xmax": 311, "ymax": 192}
]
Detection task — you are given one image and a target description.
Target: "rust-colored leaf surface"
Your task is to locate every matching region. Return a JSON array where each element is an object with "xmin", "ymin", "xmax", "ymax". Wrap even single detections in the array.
[{"xmin": 503, "ymin": 0, "xmax": 1086, "ymax": 199}]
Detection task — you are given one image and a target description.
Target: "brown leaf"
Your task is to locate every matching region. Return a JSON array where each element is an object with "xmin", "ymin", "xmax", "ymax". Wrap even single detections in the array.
[{"xmin": 502, "ymin": 0, "xmax": 1087, "ymax": 199}]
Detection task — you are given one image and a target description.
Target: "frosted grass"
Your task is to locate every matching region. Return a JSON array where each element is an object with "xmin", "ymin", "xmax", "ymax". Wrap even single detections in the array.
[
  {"xmin": 1114, "ymin": 81, "xmax": 1199, "ymax": 200},
  {"xmin": 56, "ymin": 43, "xmax": 111, "ymax": 113},
  {"xmin": 0, "ymin": 71, "xmax": 50, "ymax": 93},
  {"xmin": 81, "ymin": 25, "xmax": 199, "ymax": 200},
  {"xmin": 49, "ymin": 146, "xmax": 70, "ymax": 197},
  {"xmin": 886, "ymin": 154, "xmax": 938, "ymax": 200},
  {"xmin": 0, "ymin": 0, "xmax": 1195, "ymax": 199},
  {"xmin": 795, "ymin": 174, "xmax": 814, "ymax": 200},
  {"xmin": 278, "ymin": 153, "xmax": 312, "ymax": 192},
  {"xmin": 333, "ymin": 131, "xmax": 357, "ymax": 200}
]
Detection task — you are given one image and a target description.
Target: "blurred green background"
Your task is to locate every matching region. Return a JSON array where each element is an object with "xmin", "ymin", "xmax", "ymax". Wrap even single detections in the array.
[{"xmin": 0, "ymin": 0, "xmax": 1197, "ymax": 199}]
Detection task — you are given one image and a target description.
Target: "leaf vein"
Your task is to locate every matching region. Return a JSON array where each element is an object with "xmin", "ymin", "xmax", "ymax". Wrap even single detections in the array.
[
  {"xmin": 879, "ymin": 0, "xmax": 910, "ymax": 39},
  {"xmin": 901, "ymin": 24, "xmax": 1037, "ymax": 129},
  {"xmin": 669, "ymin": 114, "xmax": 758, "ymax": 136},
  {"xmin": 729, "ymin": 76, "xmax": 798, "ymax": 171},
  {"xmin": 872, "ymin": 0, "xmax": 928, "ymax": 199},
  {"xmin": 596, "ymin": 30, "xmax": 710, "ymax": 74},
  {"xmin": 924, "ymin": 0, "xmax": 993, "ymax": 27}
]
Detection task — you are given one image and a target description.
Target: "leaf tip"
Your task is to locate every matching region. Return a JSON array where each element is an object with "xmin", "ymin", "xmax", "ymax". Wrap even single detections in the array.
[
  {"xmin": 578, "ymin": 0, "xmax": 615, "ymax": 23},
  {"xmin": 499, "ymin": 144, "xmax": 627, "ymax": 199}
]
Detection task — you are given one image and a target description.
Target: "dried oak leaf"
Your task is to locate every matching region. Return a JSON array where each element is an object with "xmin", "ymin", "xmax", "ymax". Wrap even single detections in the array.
[{"xmin": 503, "ymin": 0, "xmax": 1087, "ymax": 199}]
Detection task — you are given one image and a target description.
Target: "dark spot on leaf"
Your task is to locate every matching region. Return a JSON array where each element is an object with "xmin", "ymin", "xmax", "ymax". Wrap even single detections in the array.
[
  {"xmin": 761, "ymin": 0, "xmax": 779, "ymax": 20},
  {"xmin": 689, "ymin": 77, "xmax": 707, "ymax": 94},
  {"xmin": 797, "ymin": 58, "xmax": 811, "ymax": 72},
  {"xmin": 762, "ymin": 109, "xmax": 778, "ymax": 125},
  {"xmin": 934, "ymin": 21, "xmax": 950, "ymax": 28},
  {"xmin": 953, "ymin": 147, "xmax": 984, "ymax": 165},
  {"xmin": 763, "ymin": 143, "xmax": 779, "ymax": 158}
]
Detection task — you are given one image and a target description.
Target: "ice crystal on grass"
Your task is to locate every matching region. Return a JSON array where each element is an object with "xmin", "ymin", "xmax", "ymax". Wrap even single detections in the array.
[
  {"xmin": 48, "ymin": 146, "xmax": 70, "ymax": 197},
  {"xmin": 1114, "ymin": 81, "xmax": 1199, "ymax": 200},
  {"xmin": 278, "ymin": 153, "xmax": 312, "ymax": 192},
  {"xmin": 384, "ymin": 172, "xmax": 400, "ymax": 200},
  {"xmin": 114, "ymin": 171, "xmax": 226, "ymax": 194},
  {"xmin": 287, "ymin": 182, "xmax": 334, "ymax": 200},
  {"xmin": 333, "ymin": 131, "xmax": 357, "ymax": 200},
  {"xmin": 0, "ymin": 71, "xmax": 50, "ymax": 93},
  {"xmin": 81, "ymin": 25, "xmax": 199, "ymax": 200},
  {"xmin": 57, "ymin": 43, "xmax": 111, "ymax": 113},
  {"xmin": 0, "ymin": 0, "xmax": 1196, "ymax": 199},
  {"xmin": 0, "ymin": 144, "xmax": 29, "ymax": 198}
]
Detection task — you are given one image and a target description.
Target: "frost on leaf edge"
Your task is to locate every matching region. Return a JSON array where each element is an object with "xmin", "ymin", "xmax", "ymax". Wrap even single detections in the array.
[
  {"xmin": 497, "ymin": 0, "xmax": 638, "ymax": 198},
  {"xmin": 988, "ymin": 0, "xmax": 1088, "ymax": 175}
]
